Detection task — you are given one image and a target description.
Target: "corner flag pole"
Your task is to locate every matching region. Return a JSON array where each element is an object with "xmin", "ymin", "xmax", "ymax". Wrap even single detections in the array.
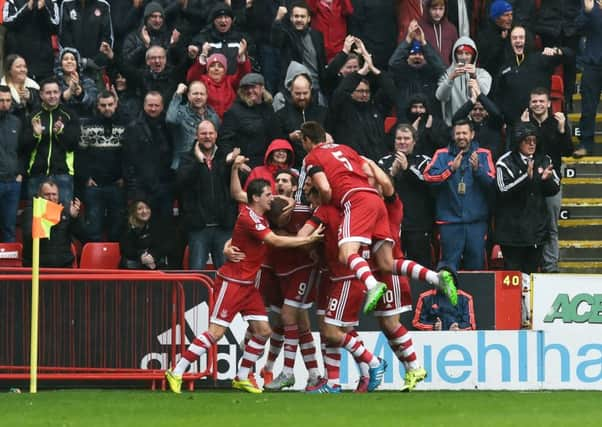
[{"xmin": 30, "ymin": 236, "xmax": 40, "ymax": 394}]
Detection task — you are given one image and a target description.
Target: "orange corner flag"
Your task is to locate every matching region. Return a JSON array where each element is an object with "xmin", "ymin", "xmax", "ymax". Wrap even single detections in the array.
[{"xmin": 32, "ymin": 197, "xmax": 63, "ymax": 239}]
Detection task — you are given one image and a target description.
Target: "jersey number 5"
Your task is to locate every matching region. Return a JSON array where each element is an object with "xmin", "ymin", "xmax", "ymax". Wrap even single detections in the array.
[{"xmin": 332, "ymin": 151, "xmax": 353, "ymax": 171}]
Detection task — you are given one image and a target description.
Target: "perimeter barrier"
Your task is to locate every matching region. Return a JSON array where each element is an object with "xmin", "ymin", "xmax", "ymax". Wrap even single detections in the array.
[{"xmin": 0, "ymin": 268, "xmax": 216, "ymax": 391}]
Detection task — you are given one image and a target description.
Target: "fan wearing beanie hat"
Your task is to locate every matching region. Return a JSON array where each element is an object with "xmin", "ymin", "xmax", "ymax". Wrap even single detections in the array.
[
  {"xmin": 185, "ymin": 40, "xmax": 252, "ymax": 119},
  {"xmin": 489, "ymin": 0, "xmax": 513, "ymax": 20}
]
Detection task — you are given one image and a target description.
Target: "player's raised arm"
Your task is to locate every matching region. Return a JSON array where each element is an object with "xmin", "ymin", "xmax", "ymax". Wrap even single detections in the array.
[
  {"xmin": 363, "ymin": 157, "xmax": 395, "ymax": 197},
  {"xmin": 230, "ymin": 152, "xmax": 249, "ymax": 203},
  {"xmin": 308, "ymin": 170, "xmax": 332, "ymax": 204},
  {"xmin": 263, "ymin": 224, "xmax": 324, "ymax": 248}
]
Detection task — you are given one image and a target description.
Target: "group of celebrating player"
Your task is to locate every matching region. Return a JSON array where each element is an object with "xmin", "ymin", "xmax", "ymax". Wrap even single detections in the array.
[{"xmin": 165, "ymin": 122, "xmax": 459, "ymax": 394}]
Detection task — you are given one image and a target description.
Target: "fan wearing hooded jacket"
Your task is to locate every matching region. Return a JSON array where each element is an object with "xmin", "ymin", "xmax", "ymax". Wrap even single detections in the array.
[
  {"xmin": 435, "ymin": 36, "xmax": 492, "ymax": 126},
  {"xmin": 417, "ymin": 0, "xmax": 459, "ymax": 66}
]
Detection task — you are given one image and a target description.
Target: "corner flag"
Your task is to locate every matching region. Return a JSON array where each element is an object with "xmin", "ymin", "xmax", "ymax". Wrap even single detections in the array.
[{"xmin": 32, "ymin": 197, "xmax": 63, "ymax": 239}]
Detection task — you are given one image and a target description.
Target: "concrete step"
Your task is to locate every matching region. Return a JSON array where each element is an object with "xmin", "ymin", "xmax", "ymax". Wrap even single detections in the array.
[
  {"xmin": 559, "ymin": 219, "xmax": 602, "ymax": 240},
  {"xmin": 571, "ymin": 135, "xmax": 602, "ymax": 144},
  {"xmin": 562, "ymin": 156, "xmax": 602, "ymax": 178},
  {"xmin": 560, "ymin": 198, "xmax": 602, "ymax": 219},
  {"xmin": 570, "ymin": 93, "xmax": 602, "ymax": 114},
  {"xmin": 559, "ymin": 261, "xmax": 602, "ymax": 273},
  {"xmin": 568, "ymin": 113, "xmax": 602, "ymax": 134},
  {"xmin": 561, "ymin": 177, "xmax": 602, "ymax": 198}
]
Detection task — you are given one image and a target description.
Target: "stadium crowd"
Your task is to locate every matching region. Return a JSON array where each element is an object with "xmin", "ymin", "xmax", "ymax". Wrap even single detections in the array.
[{"xmin": 1, "ymin": 0, "xmax": 601, "ymax": 393}]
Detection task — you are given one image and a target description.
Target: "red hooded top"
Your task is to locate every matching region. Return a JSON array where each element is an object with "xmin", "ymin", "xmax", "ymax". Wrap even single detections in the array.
[
  {"xmin": 244, "ymin": 139, "xmax": 296, "ymax": 193},
  {"xmin": 306, "ymin": 0, "xmax": 354, "ymax": 62},
  {"xmin": 418, "ymin": 0, "xmax": 459, "ymax": 66}
]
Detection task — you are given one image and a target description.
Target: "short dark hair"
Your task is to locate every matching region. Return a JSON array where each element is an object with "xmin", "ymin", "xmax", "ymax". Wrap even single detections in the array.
[
  {"xmin": 274, "ymin": 168, "xmax": 298, "ymax": 187},
  {"xmin": 144, "ymin": 90, "xmax": 164, "ymax": 103},
  {"xmin": 97, "ymin": 89, "xmax": 116, "ymax": 102},
  {"xmin": 453, "ymin": 118, "xmax": 474, "ymax": 131},
  {"xmin": 39, "ymin": 76, "xmax": 60, "ymax": 92},
  {"xmin": 290, "ymin": 1, "xmax": 311, "ymax": 14},
  {"xmin": 247, "ymin": 178, "xmax": 271, "ymax": 201},
  {"xmin": 530, "ymin": 87, "xmax": 550, "ymax": 99},
  {"xmin": 300, "ymin": 121, "xmax": 326, "ymax": 145},
  {"xmin": 0, "ymin": 85, "xmax": 11, "ymax": 95}
]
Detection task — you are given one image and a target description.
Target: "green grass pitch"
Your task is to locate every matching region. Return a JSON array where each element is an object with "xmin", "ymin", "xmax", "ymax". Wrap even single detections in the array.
[{"xmin": 1, "ymin": 390, "xmax": 601, "ymax": 427}]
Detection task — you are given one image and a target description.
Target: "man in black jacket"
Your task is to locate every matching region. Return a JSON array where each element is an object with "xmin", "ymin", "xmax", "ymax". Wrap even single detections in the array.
[
  {"xmin": 329, "ymin": 44, "xmax": 395, "ymax": 162},
  {"xmin": 176, "ymin": 120, "xmax": 237, "ymax": 269},
  {"xmin": 123, "ymin": 90, "xmax": 174, "ymax": 218},
  {"xmin": 2, "ymin": 0, "xmax": 59, "ymax": 80},
  {"xmin": 78, "ymin": 90, "xmax": 127, "ymax": 242},
  {"xmin": 0, "ymin": 86, "xmax": 24, "ymax": 242},
  {"xmin": 22, "ymin": 178, "xmax": 83, "ymax": 267},
  {"xmin": 520, "ymin": 87, "xmax": 572, "ymax": 273},
  {"xmin": 378, "ymin": 123, "xmax": 436, "ymax": 268},
  {"xmin": 24, "ymin": 77, "xmax": 81, "ymax": 208},
  {"xmin": 218, "ymin": 72, "xmax": 281, "ymax": 169}
]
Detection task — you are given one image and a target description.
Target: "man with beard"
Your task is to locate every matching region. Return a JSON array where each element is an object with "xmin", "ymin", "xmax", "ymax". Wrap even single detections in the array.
[
  {"xmin": 424, "ymin": 119, "xmax": 495, "ymax": 271},
  {"xmin": 389, "ymin": 20, "xmax": 446, "ymax": 119},
  {"xmin": 275, "ymin": 64, "xmax": 328, "ymax": 168}
]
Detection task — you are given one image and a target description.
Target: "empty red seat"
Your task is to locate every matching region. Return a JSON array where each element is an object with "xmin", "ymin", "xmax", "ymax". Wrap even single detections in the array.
[
  {"xmin": 79, "ymin": 242, "xmax": 121, "ymax": 269},
  {"xmin": 0, "ymin": 242, "xmax": 23, "ymax": 267}
]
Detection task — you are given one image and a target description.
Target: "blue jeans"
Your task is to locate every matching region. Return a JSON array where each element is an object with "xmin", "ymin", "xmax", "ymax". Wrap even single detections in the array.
[
  {"xmin": 438, "ymin": 222, "xmax": 488, "ymax": 271},
  {"xmin": 83, "ymin": 183, "xmax": 126, "ymax": 242},
  {"xmin": 0, "ymin": 180, "xmax": 21, "ymax": 242},
  {"xmin": 257, "ymin": 44, "xmax": 281, "ymax": 95},
  {"xmin": 188, "ymin": 226, "xmax": 232, "ymax": 270},
  {"xmin": 27, "ymin": 174, "xmax": 73, "ymax": 208}
]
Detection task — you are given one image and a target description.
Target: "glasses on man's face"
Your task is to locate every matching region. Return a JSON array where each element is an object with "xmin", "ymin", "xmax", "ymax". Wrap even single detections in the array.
[
  {"xmin": 522, "ymin": 136, "xmax": 537, "ymax": 145},
  {"xmin": 353, "ymin": 89, "xmax": 370, "ymax": 94}
]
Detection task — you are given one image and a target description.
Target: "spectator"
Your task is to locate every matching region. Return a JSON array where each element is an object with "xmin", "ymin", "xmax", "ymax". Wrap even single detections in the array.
[
  {"xmin": 573, "ymin": 0, "xmax": 602, "ymax": 158},
  {"xmin": 413, "ymin": 287, "xmax": 476, "ymax": 330},
  {"xmin": 452, "ymin": 81, "xmax": 505, "ymax": 161},
  {"xmin": 447, "ymin": 0, "xmax": 472, "ymax": 37},
  {"xmin": 2, "ymin": 0, "xmax": 59, "ymax": 80},
  {"xmin": 477, "ymin": 0, "xmax": 536, "ymax": 31},
  {"xmin": 185, "ymin": 39, "xmax": 251, "ymax": 119},
  {"xmin": 176, "ymin": 120, "xmax": 237, "ymax": 269},
  {"xmin": 123, "ymin": 91, "xmax": 174, "ymax": 218},
  {"xmin": 121, "ymin": 1, "xmax": 181, "ymax": 69},
  {"xmin": 59, "ymin": 0, "xmax": 113, "ymax": 73},
  {"xmin": 534, "ymin": 0, "xmax": 582, "ymax": 111},
  {"xmin": 520, "ymin": 87, "xmax": 572, "ymax": 273},
  {"xmin": 55, "ymin": 47, "xmax": 98, "ymax": 119},
  {"xmin": 0, "ymin": 85, "xmax": 23, "ymax": 243},
  {"xmin": 378, "ymin": 123, "xmax": 436, "ymax": 268},
  {"xmin": 271, "ymin": 1, "xmax": 328, "ymax": 102},
  {"xmin": 109, "ymin": 71, "xmax": 141, "ymax": 124},
  {"xmin": 493, "ymin": 25, "xmax": 573, "ymax": 127},
  {"xmin": 389, "ymin": 21, "xmax": 446, "ymax": 120},
  {"xmin": 417, "ymin": 0, "xmax": 459, "ymax": 67},
  {"xmin": 348, "ymin": 0, "xmax": 398, "ymax": 70},
  {"xmin": 23, "ymin": 77, "xmax": 81, "ymax": 207},
  {"xmin": 243, "ymin": 0, "xmax": 282, "ymax": 93},
  {"xmin": 275, "ymin": 64, "xmax": 328, "ymax": 169},
  {"xmin": 322, "ymin": 35, "xmax": 361, "ymax": 98},
  {"xmin": 110, "ymin": 0, "xmax": 145, "ymax": 51},
  {"xmin": 396, "ymin": 0, "xmax": 423, "ymax": 41},
  {"xmin": 166, "ymin": 81, "xmax": 220, "ymax": 170},
  {"xmin": 403, "ymin": 92, "xmax": 449, "ymax": 157},
  {"xmin": 77, "ymin": 90, "xmax": 127, "ymax": 242},
  {"xmin": 218, "ymin": 72, "xmax": 281, "ymax": 169},
  {"xmin": 22, "ymin": 178, "xmax": 83, "ymax": 267},
  {"xmin": 329, "ymin": 41, "xmax": 395, "ymax": 161},
  {"xmin": 476, "ymin": 0, "xmax": 513, "ymax": 76},
  {"xmin": 436, "ymin": 37, "xmax": 492, "ymax": 126},
  {"xmin": 494, "ymin": 123, "xmax": 560, "ymax": 274},
  {"xmin": 103, "ymin": 42, "xmax": 184, "ymax": 104},
  {"xmin": 120, "ymin": 197, "xmax": 175, "ymax": 269},
  {"xmin": 189, "ymin": 2, "xmax": 247, "ymax": 75},
  {"xmin": 424, "ymin": 119, "xmax": 495, "ymax": 271},
  {"xmin": 243, "ymin": 138, "xmax": 296, "ymax": 194},
  {"xmin": 1, "ymin": 55, "xmax": 40, "ymax": 122},
  {"xmin": 306, "ymin": 0, "xmax": 354, "ymax": 62}
]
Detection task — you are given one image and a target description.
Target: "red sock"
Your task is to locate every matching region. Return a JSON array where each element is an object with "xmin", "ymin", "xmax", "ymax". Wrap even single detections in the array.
[
  {"xmin": 264, "ymin": 326, "xmax": 284, "ymax": 371},
  {"xmin": 341, "ymin": 332, "xmax": 377, "ymax": 366},
  {"xmin": 324, "ymin": 346, "xmax": 341, "ymax": 385},
  {"xmin": 237, "ymin": 335, "xmax": 267, "ymax": 380},
  {"xmin": 393, "ymin": 259, "xmax": 428, "ymax": 281},
  {"xmin": 182, "ymin": 331, "xmax": 215, "ymax": 363},
  {"xmin": 299, "ymin": 329, "xmax": 319, "ymax": 372},
  {"xmin": 386, "ymin": 325, "xmax": 417, "ymax": 365}
]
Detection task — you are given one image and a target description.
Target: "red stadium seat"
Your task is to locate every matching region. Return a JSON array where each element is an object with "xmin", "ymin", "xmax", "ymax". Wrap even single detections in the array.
[
  {"xmin": 0, "ymin": 242, "xmax": 23, "ymax": 267},
  {"xmin": 384, "ymin": 116, "xmax": 397, "ymax": 133},
  {"xmin": 79, "ymin": 242, "xmax": 121, "ymax": 269},
  {"xmin": 489, "ymin": 244, "xmax": 504, "ymax": 270},
  {"xmin": 550, "ymin": 74, "xmax": 565, "ymax": 114}
]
